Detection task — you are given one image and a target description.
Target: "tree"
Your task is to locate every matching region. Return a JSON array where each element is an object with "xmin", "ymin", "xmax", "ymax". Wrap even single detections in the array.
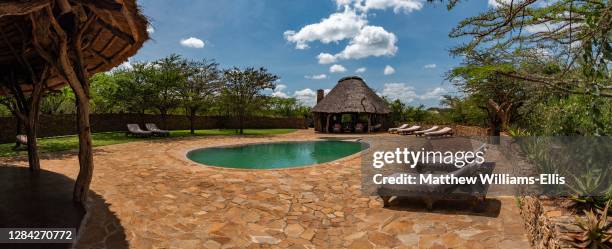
[
  {"xmin": 447, "ymin": 53, "xmax": 529, "ymax": 136},
  {"xmin": 113, "ymin": 64, "xmax": 151, "ymax": 114},
  {"xmin": 449, "ymin": 0, "xmax": 611, "ymax": 97},
  {"xmin": 222, "ymin": 67, "xmax": 279, "ymax": 134},
  {"xmin": 180, "ymin": 59, "xmax": 222, "ymax": 134},
  {"xmin": 148, "ymin": 54, "xmax": 184, "ymax": 118}
]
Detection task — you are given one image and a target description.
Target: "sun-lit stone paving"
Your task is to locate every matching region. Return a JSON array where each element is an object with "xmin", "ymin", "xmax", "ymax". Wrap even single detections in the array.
[{"xmin": 1, "ymin": 130, "xmax": 529, "ymax": 248}]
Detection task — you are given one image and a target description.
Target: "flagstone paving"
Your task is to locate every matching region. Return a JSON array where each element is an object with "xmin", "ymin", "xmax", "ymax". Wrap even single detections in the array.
[{"xmin": 1, "ymin": 130, "xmax": 529, "ymax": 249}]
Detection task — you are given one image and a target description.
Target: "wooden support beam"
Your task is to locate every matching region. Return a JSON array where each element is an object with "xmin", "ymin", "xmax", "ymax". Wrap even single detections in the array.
[{"xmin": 95, "ymin": 17, "xmax": 135, "ymax": 44}]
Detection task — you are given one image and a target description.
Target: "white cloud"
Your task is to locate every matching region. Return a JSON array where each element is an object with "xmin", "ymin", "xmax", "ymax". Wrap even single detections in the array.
[
  {"xmin": 330, "ymin": 64, "xmax": 347, "ymax": 73},
  {"xmin": 355, "ymin": 67, "xmax": 367, "ymax": 73},
  {"xmin": 180, "ymin": 37, "xmax": 205, "ymax": 48},
  {"xmin": 317, "ymin": 53, "xmax": 337, "ymax": 64},
  {"xmin": 284, "ymin": 9, "xmax": 367, "ymax": 50},
  {"xmin": 382, "ymin": 83, "xmax": 448, "ymax": 103},
  {"xmin": 293, "ymin": 88, "xmax": 333, "ymax": 106},
  {"xmin": 382, "ymin": 83, "xmax": 418, "ymax": 102},
  {"xmin": 305, "ymin": 74, "xmax": 328, "ymax": 80},
  {"xmin": 383, "ymin": 65, "xmax": 395, "ymax": 75},
  {"xmin": 146, "ymin": 25, "xmax": 155, "ymax": 34},
  {"xmin": 488, "ymin": 0, "xmax": 519, "ymax": 8},
  {"xmin": 420, "ymin": 87, "xmax": 447, "ymax": 100},
  {"xmin": 424, "ymin": 63, "xmax": 437, "ymax": 69},
  {"xmin": 355, "ymin": 0, "xmax": 425, "ymax": 13},
  {"xmin": 333, "ymin": 25, "xmax": 398, "ymax": 61},
  {"xmin": 114, "ymin": 59, "xmax": 133, "ymax": 71},
  {"xmin": 271, "ymin": 84, "xmax": 289, "ymax": 98}
]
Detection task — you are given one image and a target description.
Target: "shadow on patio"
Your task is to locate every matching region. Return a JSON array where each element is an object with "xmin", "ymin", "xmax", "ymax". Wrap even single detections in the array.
[{"xmin": 0, "ymin": 165, "xmax": 128, "ymax": 249}]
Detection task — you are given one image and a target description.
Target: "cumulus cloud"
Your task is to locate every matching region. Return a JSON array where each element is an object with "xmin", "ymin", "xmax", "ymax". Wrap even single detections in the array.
[
  {"xmin": 180, "ymin": 37, "xmax": 205, "ymax": 48},
  {"xmin": 381, "ymin": 83, "xmax": 447, "ymax": 103},
  {"xmin": 355, "ymin": 0, "xmax": 424, "ymax": 13},
  {"xmin": 333, "ymin": 26, "xmax": 397, "ymax": 61},
  {"xmin": 285, "ymin": 7, "xmax": 398, "ymax": 64},
  {"xmin": 383, "ymin": 65, "xmax": 395, "ymax": 75},
  {"xmin": 355, "ymin": 67, "xmax": 367, "ymax": 73},
  {"xmin": 420, "ymin": 87, "xmax": 447, "ymax": 100},
  {"xmin": 114, "ymin": 59, "xmax": 133, "ymax": 71},
  {"xmin": 317, "ymin": 53, "xmax": 337, "ymax": 64},
  {"xmin": 271, "ymin": 84, "xmax": 289, "ymax": 98},
  {"xmin": 330, "ymin": 64, "xmax": 347, "ymax": 73},
  {"xmin": 305, "ymin": 74, "xmax": 328, "ymax": 80},
  {"xmin": 284, "ymin": 9, "xmax": 367, "ymax": 50},
  {"xmin": 293, "ymin": 88, "xmax": 331, "ymax": 106},
  {"xmin": 488, "ymin": 0, "xmax": 520, "ymax": 8},
  {"xmin": 424, "ymin": 63, "xmax": 436, "ymax": 69}
]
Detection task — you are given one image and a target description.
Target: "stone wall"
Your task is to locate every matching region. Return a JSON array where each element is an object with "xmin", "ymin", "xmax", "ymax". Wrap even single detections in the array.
[
  {"xmin": 519, "ymin": 197, "xmax": 581, "ymax": 249},
  {"xmin": 0, "ymin": 114, "xmax": 307, "ymax": 143}
]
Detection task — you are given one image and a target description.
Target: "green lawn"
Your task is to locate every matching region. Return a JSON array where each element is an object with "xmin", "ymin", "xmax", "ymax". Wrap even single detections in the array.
[{"xmin": 0, "ymin": 129, "xmax": 296, "ymax": 158}]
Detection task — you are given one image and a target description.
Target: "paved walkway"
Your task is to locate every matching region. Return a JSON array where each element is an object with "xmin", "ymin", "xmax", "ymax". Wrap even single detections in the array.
[{"xmin": 1, "ymin": 130, "xmax": 529, "ymax": 249}]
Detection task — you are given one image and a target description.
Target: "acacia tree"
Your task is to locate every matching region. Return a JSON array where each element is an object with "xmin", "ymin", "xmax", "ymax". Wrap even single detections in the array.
[
  {"xmin": 449, "ymin": 0, "xmax": 611, "ymax": 97},
  {"xmin": 222, "ymin": 67, "xmax": 278, "ymax": 134},
  {"xmin": 148, "ymin": 54, "xmax": 184, "ymax": 119},
  {"xmin": 180, "ymin": 59, "xmax": 222, "ymax": 134}
]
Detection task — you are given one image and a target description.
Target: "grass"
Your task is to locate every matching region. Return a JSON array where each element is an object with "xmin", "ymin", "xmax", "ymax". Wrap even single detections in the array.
[{"xmin": 0, "ymin": 129, "xmax": 296, "ymax": 158}]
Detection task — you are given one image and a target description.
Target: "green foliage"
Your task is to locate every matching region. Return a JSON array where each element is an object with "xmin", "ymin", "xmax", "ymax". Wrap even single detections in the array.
[
  {"xmin": 0, "ymin": 129, "xmax": 297, "ymax": 158},
  {"xmin": 568, "ymin": 202, "xmax": 612, "ymax": 249},
  {"xmin": 526, "ymin": 95, "xmax": 612, "ymax": 135},
  {"xmin": 221, "ymin": 67, "xmax": 279, "ymax": 134},
  {"xmin": 264, "ymin": 97, "xmax": 310, "ymax": 118},
  {"xmin": 568, "ymin": 168, "xmax": 612, "ymax": 210}
]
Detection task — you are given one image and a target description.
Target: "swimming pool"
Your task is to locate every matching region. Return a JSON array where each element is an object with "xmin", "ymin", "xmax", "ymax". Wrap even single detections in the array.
[{"xmin": 186, "ymin": 140, "xmax": 364, "ymax": 169}]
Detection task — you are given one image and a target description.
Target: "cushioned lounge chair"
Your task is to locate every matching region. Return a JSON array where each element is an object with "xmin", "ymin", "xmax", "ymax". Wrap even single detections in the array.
[
  {"xmin": 414, "ymin": 126, "xmax": 439, "ymax": 136},
  {"xmin": 424, "ymin": 127, "xmax": 453, "ymax": 138},
  {"xmin": 145, "ymin": 123, "xmax": 170, "ymax": 137},
  {"xmin": 332, "ymin": 123, "xmax": 342, "ymax": 133},
  {"xmin": 370, "ymin": 124, "xmax": 382, "ymax": 132},
  {"xmin": 126, "ymin": 124, "xmax": 152, "ymax": 137},
  {"xmin": 378, "ymin": 144, "xmax": 492, "ymax": 210},
  {"xmin": 397, "ymin": 125, "xmax": 421, "ymax": 135},
  {"xmin": 388, "ymin": 124, "xmax": 409, "ymax": 133},
  {"xmin": 355, "ymin": 123, "xmax": 365, "ymax": 133},
  {"xmin": 13, "ymin": 135, "xmax": 28, "ymax": 150}
]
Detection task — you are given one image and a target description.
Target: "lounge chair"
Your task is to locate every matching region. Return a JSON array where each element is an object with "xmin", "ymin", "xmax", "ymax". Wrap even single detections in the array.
[
  {"xmin": 13, "ymin": 135, "xmax": 28, "ymax": 150},
  {"xmin": 355, "ymin": 123, "xmax": 365, "ymax": 133},
  {"xmin": 388, "ymin": 124, "xmax": 409, "ymax": 133},
  {"xmin": 378, "ymin": 144, "xmax": 492, "ymax": 210},
  {"xmin": 145, "ymin": 123, "xmax": 170, "ymax": 137},
  {"xmin": 370, "ymin": 124, "xmax": 382, "ymax": 132},
  {"xmin": 414, "ymin": 126, "xmax": 439, "ymax": 136},
  {"xmin": 397, "ymin": 125, "xmax": 421, "ymax": 135},
  {"xmin": 332, "ymin": 123, "xmax": 342, "ymax": 133},
  {"xmin": 424, "ymin": 127, "xmax": 453, "ymax": 138},
  {"xmin": 126, "ymin": 124, "xmax": 152, "ymax": 137}
]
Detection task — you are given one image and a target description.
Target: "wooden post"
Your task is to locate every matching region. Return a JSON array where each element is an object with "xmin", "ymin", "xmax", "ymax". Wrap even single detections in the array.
[
  {"xmin": 367, "ymin": 113, "xmax": 371, "ymax": 134},
  {"xmin": 325, "ymin": 113, "xmax": 331, "ymax": 133}
]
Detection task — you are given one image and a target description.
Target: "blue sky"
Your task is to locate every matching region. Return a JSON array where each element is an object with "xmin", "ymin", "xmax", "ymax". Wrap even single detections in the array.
[{"xmin": 129, "ymin": 0, "xmax": 495, "ymax": 107}]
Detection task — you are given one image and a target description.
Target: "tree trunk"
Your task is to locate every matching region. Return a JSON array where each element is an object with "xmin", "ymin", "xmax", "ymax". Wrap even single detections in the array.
[
  {"xmin": 25, "ymin": 114, "xmax": 40, "ymax": 171},
  {"xmin": 73, "ymin": 96, "xmax": 94, "ymax": 203},
  {"xmin": 189, "ymin": 109, "xmax": 196, "ymax": 135},
  {"xmin": 239, "ymin": 113, "xmax": 244, "ymax": 135}
]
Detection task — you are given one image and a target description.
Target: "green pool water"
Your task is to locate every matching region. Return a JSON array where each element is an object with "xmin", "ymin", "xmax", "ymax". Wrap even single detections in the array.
[{"xmin": 187, "ymin": 140, "xmax": 364, "ymax": 169}]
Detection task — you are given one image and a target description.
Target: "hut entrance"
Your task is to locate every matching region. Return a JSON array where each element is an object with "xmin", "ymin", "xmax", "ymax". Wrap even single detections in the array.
[{"xmin": 312, "ymin": 76, "xmax": 390, "ymax": 133}]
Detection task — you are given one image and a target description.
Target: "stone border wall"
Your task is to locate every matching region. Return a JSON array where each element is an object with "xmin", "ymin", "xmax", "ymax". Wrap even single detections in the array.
[
  {"xmin": 518, "ymin": 197, "xmax": 583, "ymax": 249},
  {"xmin": 0, "ymin": 114, "xmax": 307, "ymax": 143}
]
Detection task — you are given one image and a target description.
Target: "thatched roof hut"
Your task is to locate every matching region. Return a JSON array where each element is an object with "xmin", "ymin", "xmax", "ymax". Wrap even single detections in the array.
[
  {"xmin": 312, "ymin": 76, "xmax": 390, "ymax": 133},
  {"xmin": 0, "ymin": 0, "xmax": 148, "ymax": 203},
  {"xmin": 0, "ymin": 0, "xmax": 149, "ymax": 94}
]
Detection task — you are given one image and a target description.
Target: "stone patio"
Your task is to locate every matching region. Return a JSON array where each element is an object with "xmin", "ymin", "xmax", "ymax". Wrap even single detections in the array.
[{"xmin": 1, "ymin": 129, "xmax": 529, "ymax": 249}]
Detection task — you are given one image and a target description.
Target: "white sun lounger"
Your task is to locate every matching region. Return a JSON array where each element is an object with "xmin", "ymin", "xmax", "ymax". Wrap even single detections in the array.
[
  {"xmin": 388, "ymin": 124, "xmax": 409, "ymax": 133},
  {"xmin": 424, "ymin": 127, "xmax": 453, "ymax": 138},
  {"xmin": 414, "ymin": 126, "xmax": 439, "ymax": 136},
  {"xmin": 397, "ymin": 125, "xmax": 421, "ymax": 135}
]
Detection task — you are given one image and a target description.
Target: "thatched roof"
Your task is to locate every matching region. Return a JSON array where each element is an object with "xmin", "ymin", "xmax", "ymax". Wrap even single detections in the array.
[
  {"xmin": 312, "ymin": 76, "xmax": 390, "ymax": 114},
  {"xmin": 0, "ymin": 0, "xmax": 149, "ymax": 95}
]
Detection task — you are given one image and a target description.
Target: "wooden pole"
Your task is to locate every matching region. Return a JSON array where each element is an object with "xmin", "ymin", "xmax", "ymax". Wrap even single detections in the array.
[
  {"xmin": 325, "ymin": 113, "xmax": 331, "ymax": 133},
  {"xmin": 367, "ymin": 114, "xmax": 371, "ymax": 134}
]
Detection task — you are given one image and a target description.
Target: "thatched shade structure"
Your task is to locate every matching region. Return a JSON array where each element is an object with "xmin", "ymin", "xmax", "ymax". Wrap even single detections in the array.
[
  {"xmin": 0, "ymin": 0, "xmax": 148, "ymax": 203},
  {"xmin": 312, "ymin": 76, "xmax": 390, "ymax": 133}
]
